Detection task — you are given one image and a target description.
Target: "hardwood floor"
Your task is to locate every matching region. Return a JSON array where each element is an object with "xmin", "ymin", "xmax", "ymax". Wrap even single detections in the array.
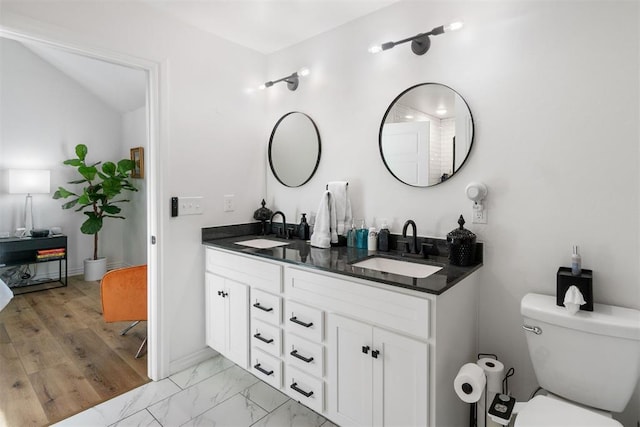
[{"xmin": 0, "ymin": 276, "xmax": 149, "ymax": 426}]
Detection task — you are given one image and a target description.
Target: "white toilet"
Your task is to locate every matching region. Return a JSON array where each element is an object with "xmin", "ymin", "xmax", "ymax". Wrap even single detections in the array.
[{"xmin": 517, "ymin": 293, "xmax": 640, "ymax": 426}]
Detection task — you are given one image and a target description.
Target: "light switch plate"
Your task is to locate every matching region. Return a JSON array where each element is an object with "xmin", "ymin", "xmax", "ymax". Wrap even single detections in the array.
[
  {"xmin": 179, "ymin": 196, "xmax": 204, "ymax": 215},
  {"xmin": 223, "ymin": 194, "xmax": 235, "ymax": 212}
]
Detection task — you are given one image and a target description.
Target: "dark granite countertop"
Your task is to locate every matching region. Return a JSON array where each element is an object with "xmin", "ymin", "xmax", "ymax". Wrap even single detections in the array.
[{"xmin": 202, "ymin": 223, "xmax": 482, "ymax": 295}]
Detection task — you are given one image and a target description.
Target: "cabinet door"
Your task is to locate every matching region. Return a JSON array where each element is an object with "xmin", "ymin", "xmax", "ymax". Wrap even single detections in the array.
[
  {"xmin": 373, "ymin": 327, "xmax": 428, "ymax": 427},
  {"xmin": 226, "ymin": 279, "xmax": 249, "ymax": 369},
  {"xmin": 327, "ymin": 314, "xmax": 373, "ymax": 427},
  {"xmin": 205, "ymin": 273, "xmax": 226, "ymax": 351}
]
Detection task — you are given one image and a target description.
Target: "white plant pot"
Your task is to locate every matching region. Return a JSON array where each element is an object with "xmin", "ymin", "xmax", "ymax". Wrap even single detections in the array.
[{"xmin": 84, "ymin": 257, "xmax": 107, "ymax": 281}]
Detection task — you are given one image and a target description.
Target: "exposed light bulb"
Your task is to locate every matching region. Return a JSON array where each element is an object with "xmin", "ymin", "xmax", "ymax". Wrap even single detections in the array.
[
  {"xmin": 436, "ymin": 108, "xmax": 447, "ymax": 115},
  {"xmin": 368, "ymin": 44, "xmax": 383, "ymax": 54},
  {"xmin": 298, "ymin": 67, "xmax": 310, "ymax": 77},
  {"xmin": 258, "ymin": 84, "xmax": 267, "ymax": 90},
  {"xmin": 445, "ymin": 21, "xmax": 464, "ymax": 32},
  {"xmin": 405, "ymin": 115, "xmax": 414, "ymax": 119}
]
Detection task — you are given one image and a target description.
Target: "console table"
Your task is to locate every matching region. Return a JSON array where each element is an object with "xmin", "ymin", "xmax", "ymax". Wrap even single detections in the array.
[{"xmin": 0, "ymin": 235, "xmax": 68, "ymax": 295}]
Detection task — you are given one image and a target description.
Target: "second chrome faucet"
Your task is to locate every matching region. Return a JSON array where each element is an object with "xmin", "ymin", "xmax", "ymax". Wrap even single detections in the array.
[
  {"xmin": 270, "ymin": 211, "xmax": 289, "ymax": 239},
  {"xmin": 401, "ymin": 219, "xmax": 438, "ymax": 259},
  {"xmin": 401, "ymin": 220, "xmax": 419, "ymax": 255}
]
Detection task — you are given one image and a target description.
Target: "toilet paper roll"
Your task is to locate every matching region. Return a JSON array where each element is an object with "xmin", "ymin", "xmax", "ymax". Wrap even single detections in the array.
[
  {"xmin": 477, "ymin": 358, "xmax": 504, "ymax": 394},
  {"xmin": 454, "ymin": 363, "xmax": 486, "ymax": 403},
  {"xmin": 477, "ymin": 358, "xmax": 505, "ymax": 427}
]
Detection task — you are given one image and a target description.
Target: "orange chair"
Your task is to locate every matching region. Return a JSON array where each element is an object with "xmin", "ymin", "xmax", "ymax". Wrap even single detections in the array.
[{"xmin": 101, "ymin": 265, "xmax": 147, "ymax": 358}]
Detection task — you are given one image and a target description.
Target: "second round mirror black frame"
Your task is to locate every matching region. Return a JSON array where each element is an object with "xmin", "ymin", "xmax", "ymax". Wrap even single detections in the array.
[{"xmin": 379, "ymin": 82, "xmax": 475, "ymax": 187}]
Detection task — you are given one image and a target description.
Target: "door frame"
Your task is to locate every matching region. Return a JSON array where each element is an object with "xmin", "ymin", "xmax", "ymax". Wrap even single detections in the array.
[{"xmin": 0, "ymin": 25, "xmax": 168, "ymax": 380}]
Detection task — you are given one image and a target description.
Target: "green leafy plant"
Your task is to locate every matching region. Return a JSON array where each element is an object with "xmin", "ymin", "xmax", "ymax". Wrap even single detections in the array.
[{"xmin": 53, "ymin": 144, "xmax": 138, "ymax": 260}]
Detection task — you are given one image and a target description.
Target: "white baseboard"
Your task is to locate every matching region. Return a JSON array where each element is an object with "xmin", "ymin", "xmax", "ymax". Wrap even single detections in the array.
[{"xmin": 168, "ymin": 347, "xmax": 219, "ymax": 376}]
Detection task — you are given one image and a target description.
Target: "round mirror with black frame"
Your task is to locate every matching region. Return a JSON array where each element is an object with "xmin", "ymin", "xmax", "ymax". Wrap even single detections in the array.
[
  {"xmin": 268, "ymin": 111, "xmax": 321, "ymax": 187},
  {"xmin": 379, "ymin": 83, "xmax": 474, "ymax": 187}
]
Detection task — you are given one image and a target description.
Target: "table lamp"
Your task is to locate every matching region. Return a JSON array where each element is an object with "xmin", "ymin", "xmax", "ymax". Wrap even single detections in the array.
[{"xmin": 8, "ymin": 169, "xmax": 51, "ymax": 236}]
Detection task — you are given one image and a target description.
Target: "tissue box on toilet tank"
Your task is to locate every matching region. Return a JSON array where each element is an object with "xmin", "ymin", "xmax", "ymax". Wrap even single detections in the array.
[{"xmin": 556, "ymin": 267, "xmax": 593, "ymax": 311}]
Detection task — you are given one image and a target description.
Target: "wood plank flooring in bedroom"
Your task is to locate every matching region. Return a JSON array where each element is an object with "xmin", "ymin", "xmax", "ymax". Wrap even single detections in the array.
[{"xmin": 0, "ymin": 275, "xmax": 149, "ymax": 426}]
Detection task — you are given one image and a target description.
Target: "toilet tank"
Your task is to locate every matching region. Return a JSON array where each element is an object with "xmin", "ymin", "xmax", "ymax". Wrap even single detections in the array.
[{"xmin": 521, "ymin": 293, "xmax": 640, "ymax": 412}]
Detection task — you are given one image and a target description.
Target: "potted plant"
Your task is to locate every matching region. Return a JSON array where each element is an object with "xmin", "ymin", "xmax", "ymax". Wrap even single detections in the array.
[{"xmin": 53, "ymin": 144, "xmax": 137, "ymax": 281}]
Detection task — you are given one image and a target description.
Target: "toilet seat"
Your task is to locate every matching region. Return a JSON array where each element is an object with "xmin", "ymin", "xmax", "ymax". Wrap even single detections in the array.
[{"xmin": 515, "ymin": 395, "xmax": 622, "ymax": 427}]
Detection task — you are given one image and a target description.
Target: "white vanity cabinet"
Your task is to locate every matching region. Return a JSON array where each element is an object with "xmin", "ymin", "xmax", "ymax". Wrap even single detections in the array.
[
  {"xmin": 328, "ymin": 314, "xmax": 428, "ymax": 426},
  {"xmin": 204, "ymin": 247, "xmax": 283, "ymax": 371},
  {"xmin": 285, "ymin": 265, "xmax": 478, "ymax": 427},
  {"xmin": 204, "ymin": 272, "xmax": 249, "ymax": 368},
  {"xmin": 204, "ymin": 245, "xmax": 478, "ymax": 427}
]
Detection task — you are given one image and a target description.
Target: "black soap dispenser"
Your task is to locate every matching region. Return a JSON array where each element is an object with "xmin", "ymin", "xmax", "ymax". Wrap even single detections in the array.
[{"xmin": 299, "ymin": 213, "xmax": 310, "ymax": 240}]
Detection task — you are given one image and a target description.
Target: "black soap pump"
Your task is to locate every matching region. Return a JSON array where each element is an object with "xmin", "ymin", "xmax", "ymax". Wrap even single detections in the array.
[
  {"xmin": 299, "ymin": 213, "xmax": 310, "ymax": 240},
  {"xmin": 378, "ymin": 220, "xmax": 390, "ymax": 252}
]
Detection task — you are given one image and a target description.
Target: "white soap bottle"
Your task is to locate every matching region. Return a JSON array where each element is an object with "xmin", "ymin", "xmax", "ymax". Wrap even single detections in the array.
[
  {"xmin": 367, "ymin": 227, "xmax": 378, "ymax": 252},
  {"xmin": 571, "ymin": 245, "xmax": 581, "ymax": 276}
]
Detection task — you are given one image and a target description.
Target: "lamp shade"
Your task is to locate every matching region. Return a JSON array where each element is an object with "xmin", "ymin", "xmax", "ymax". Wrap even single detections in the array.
[{"xmin": 8, "ymin": 169, "xmax": 51, "ymax": 194}]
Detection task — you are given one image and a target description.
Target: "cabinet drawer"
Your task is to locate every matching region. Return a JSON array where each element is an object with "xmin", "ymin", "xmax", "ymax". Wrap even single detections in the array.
[
  {"xmin": 206, "ymin": 248, "xmax": 282, "ymax": 293},
  {"xmin": 285, "ymin": 300, "xmax": 324, "ymax": 343},
  {"xmin": 251, "ymin": 319, "xmax": 282, "ymax": 357},
  {"xmin": 251, "ymin": 348, "xmax": 282, "ymax": 389},
  {"xmin": 285, "ymin": 365, "xmax": 324, "ymax": 413},
  {"xmin": 285, "ymin": 333, "xmax": 324, "ymax": 379},
  {"xmin": 286, "ymin": 267, "xmax": 431, "ymax": 340},
  {"xmin": 251, "ymin": 289, "xmax": 282, "ymax": 326}
]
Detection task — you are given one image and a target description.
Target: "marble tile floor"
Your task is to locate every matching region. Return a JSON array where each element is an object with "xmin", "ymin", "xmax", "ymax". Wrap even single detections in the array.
[{"xmin": 52, "ymin": 354, "xmax": 338, "ymax": 427}]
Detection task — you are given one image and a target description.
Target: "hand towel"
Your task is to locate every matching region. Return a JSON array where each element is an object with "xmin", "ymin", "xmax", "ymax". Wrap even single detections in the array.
[
  {"xmin": 310, "ymin": 191, "xmax": 337, "ymax": 248},
  {"xmin": 327, "ymin": 181, "xmax": 352, "ymax": 235}
]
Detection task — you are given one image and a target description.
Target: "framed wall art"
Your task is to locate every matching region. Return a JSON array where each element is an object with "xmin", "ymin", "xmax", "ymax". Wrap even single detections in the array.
[{"xmin": 130, "ymin": 147, "xmax": 144, "ymax": 179}]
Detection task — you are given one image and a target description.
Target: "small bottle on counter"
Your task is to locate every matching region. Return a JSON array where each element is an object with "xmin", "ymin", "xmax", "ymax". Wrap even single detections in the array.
[
  {"xmin": 571, "ymin": 245, "xmax": 582, "ymax": 276},
  {"xmin": 347, "ymin": 222, "xmax": 356, "ymax": 247},
  {"xmin": 356, "ymin": 220, "xmax": 368, "ymax": 249},
  {"xmin": 299, "ymin": 213, "xmax": 310, "ymax": 240},
  {"xmin": 367, "ymin": 227, "xmax": 377, "ymax": 251},
  {"xmin": 378, "ymin": 220, "xmax": 390, "ymax": 252}
]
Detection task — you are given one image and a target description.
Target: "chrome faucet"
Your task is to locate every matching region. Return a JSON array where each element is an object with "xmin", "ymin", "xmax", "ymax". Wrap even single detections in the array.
[
  {"xmin": 270, "ymin": 211, "xmax": 289, "ymax": 239},
  {"xmin": 402, "ymin": 220, "xmax": 419, "ymax": 254}
]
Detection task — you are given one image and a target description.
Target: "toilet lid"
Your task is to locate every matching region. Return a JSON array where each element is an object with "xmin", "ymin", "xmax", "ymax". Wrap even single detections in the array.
[{"xmin": 515, "ymin": 395, "xmax": 622, "ymax": 427}]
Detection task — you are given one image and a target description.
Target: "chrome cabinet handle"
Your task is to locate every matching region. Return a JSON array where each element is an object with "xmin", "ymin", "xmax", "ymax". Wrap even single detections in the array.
[
  {"xmin": 522, "ymin": 324, "xmax": 542, "ymax": 335},
  {"xmin": 253, "ymin": 333, "xmax": 274, "ymax": 344},
  {"xmin": 254, "ymin": 363, "xmax": 273, "ymax": 376},
  {"xmin": 253, "ymin": 302, "xmax": 273, "ymax": 312},
  {"xmin": 290, "ymin": 349, "xmax": 314, "ymax": 363},
  {"xmin": 289, "ymin": 316, "xmax": 313, "ymax": 328},
  {"xmin": 290, "ymin": 382, "xmax": 313, "ymax": 398}
]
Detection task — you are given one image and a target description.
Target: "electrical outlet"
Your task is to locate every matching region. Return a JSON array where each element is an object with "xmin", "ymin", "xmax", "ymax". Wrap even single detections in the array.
[
  {"xmin": 178, "ymin": 196, "xmax": 204, "ymax": 215},
  {"xmin": 472, "ymin": 204, "xmax": 487, "ymax": 224},
  {"xmin": 223, "ymin": 194, "xmax": 235, "ymax": 212}
]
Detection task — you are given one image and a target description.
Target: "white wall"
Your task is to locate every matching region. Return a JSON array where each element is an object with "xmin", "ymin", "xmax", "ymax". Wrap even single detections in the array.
[
  {"xmin": 0, "ymin": 1, "xmax": 267, "ymax": 369},
  {"xmin": 264, "ymin": 1, "xmax": 639, "ymax": 424},
  {"xmin": 0, "ymin": 37, "xmax": 129, "ymax": 276},
  {"xmin": 122, "ymin": 106, "xmax": 148, "ymax": 267}
]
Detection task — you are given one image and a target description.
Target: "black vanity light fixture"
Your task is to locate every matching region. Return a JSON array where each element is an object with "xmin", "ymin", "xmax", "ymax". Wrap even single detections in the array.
[
  {"xmin": 368, "ymin": 21, "xmax": 463, "ymax": 55},
  {"xmin": 260, "ymin": 67, "xmax": 310, "ymax": 91}
]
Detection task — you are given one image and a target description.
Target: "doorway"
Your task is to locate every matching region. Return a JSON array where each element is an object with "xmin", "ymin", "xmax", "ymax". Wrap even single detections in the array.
[{"xmin": 0, "ymin": 27, "xmax": 162, "ymax": 423}]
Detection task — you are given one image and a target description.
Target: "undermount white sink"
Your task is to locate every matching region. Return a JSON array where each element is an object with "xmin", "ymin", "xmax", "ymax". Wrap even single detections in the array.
[
  {"xmin": 235, "ymin": 238, "xmax": 290, "ymax": 249},
  {"xmin": 352, "ymin": 256, "xmax": 442, "ymax": 279}
]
